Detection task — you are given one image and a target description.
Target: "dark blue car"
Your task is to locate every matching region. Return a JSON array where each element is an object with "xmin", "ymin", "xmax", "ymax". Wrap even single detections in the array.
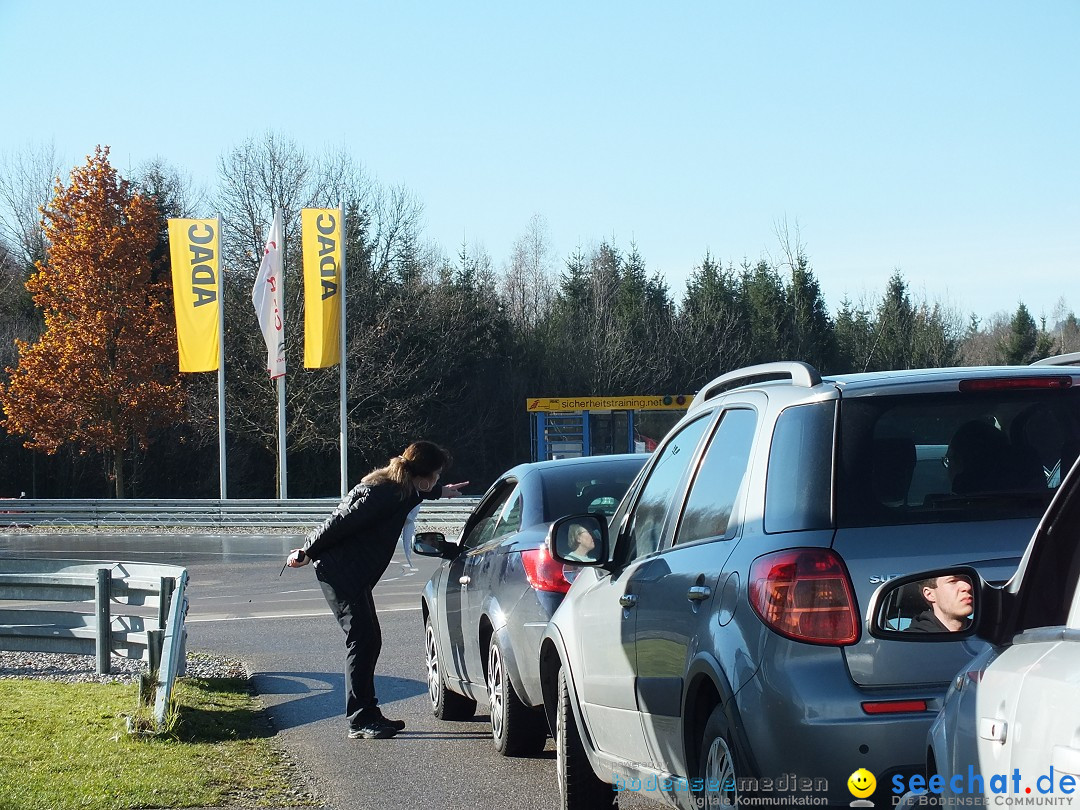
[{"xmin": 417, "ymin": 454, "xmax": 646, "ymax": 756}]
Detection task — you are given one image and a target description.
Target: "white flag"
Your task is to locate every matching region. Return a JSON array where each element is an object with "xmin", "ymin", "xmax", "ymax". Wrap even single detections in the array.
[{"xmin": 252, "ymin": 211, "xmax": 286, "ymax": 379}]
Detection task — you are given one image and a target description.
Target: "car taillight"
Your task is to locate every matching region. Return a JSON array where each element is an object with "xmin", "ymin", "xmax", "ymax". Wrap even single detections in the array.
[
  {"xmin": 520, "ymin": 547, "xmax": 571, "ymax": 594},
  {"xmin": 959, "ymin": 376, "xmax": 1072, "ymax": 391},
  {"xmin": 748, "ymin": 548, "xmax": 859, "ymax": 645}
]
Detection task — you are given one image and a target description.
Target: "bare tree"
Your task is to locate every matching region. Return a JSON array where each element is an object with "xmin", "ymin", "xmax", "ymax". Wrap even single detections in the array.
[
  {"xmin": 0, "ymin": 140, "xmax": 63, "ymax": 271},
  {"xmin": 134, "ymin": 158, "xmax": 208, "ymax": 219},
  {"xmin": 501, "ymin": 213, "xmax": 555, "ymax": 331}
]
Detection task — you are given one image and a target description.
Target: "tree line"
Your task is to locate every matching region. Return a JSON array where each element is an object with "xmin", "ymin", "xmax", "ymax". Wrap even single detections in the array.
[{"xmin": 0, "ymin": 137, "xmax": 1076, "ymax": 498}]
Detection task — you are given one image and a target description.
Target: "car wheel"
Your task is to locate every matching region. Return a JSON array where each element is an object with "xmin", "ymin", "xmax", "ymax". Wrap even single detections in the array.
[
  {"xmin": 556, "ymin": 667, "xmax": 616, "ymax": 809},
  {"xmin": 698, "ymin": 704, "xmax": 742, "ymax": 807},
  {"xmin": 487, "ymin": 636, "xmax": 547, "ymax": 757},
  {"xmin": 425, "ymin": 618, "xmax": 476, "ymax": 720}
]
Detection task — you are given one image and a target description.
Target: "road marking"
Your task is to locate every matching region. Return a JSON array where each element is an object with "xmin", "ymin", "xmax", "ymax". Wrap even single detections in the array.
[{"xmin": 187, "ymin": 604, "xmax": 422, "ymax": 623}]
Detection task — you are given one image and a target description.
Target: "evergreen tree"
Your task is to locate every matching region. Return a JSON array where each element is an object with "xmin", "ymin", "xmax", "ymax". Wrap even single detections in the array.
[
  {"xmin": 783, "ymin": 251, "xmax": 835, "ymax": 370},
  {"xmin": 675, "ymin": 253, "xmax": 747, "ymax": 387},
  {"xmin": 1000, "ymin": 303, "xmax": 1039, "ymax": 365}
]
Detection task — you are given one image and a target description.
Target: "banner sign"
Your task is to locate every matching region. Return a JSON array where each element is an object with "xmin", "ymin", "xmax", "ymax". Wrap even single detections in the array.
[
  {"xmin": 526, "ymin": 396, "xmax": 692, "ymax": 412},
  {"xmin": 302, "ymin": 208, "xmax": 342, "ymax": 368},
  {"xmin": 168, "ymin": 218, "xmax": 220, "ymax": 372}
]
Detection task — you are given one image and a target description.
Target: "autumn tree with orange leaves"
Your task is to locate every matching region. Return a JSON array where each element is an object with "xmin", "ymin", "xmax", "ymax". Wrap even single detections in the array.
[{"xmin": 0, "ymin": 147, "xmax": 184, "ymax": 497}]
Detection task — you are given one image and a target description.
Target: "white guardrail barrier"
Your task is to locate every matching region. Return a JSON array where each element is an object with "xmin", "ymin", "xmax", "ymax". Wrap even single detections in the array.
[
  {"xmin": 0, "ymin": 497, "xmax": 481, "ymax": 531},
  {"xmin": 0, "ymin": 558, "xmax": 188, "ymax": 729}
]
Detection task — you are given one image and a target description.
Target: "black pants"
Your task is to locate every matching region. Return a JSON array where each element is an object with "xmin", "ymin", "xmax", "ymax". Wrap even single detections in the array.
[{"xmin": 319, "ymin": 580, "xmax": 382, "ymax": 729}]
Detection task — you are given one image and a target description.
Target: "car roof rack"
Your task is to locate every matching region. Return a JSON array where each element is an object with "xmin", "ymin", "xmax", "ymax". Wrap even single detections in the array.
[
  {"xmin": 690, "ymin": 361, "xmax": 823, "ymax": 408},
  {"xmin": 1031, "ymin": 352, "xmax": 1080, "ymax": 367}
]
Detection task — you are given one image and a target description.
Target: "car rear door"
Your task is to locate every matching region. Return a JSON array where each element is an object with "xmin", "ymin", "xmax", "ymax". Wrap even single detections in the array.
[{"xmin": 444, "ymin": 478, "xmax": 517, "ymax": 692}]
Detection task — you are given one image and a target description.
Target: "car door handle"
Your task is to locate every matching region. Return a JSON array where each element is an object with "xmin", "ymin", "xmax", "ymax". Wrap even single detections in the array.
[
  {"xmin": 687, "ymin": 585, "xmax": 712, "ymax": 602},
  {"xmin": 459, "ymin": 576, "xmax": 470, "ymax": 586},
  {"xmin": 1052, "ymin": 745, "xmax": 1080, "ymax": 776},
  {"xmin": 978, "ymin": 718, "xmax": 1007, "ymax": 743},
  {"xmin": 619, "ymin": 594, "xmax": 638, "ymax": 608}
]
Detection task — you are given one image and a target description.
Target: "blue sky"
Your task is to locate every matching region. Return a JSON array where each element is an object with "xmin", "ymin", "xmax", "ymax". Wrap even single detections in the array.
[{"xmin": 1, "ymin": 1, "xmax": 1076, "ymax": 322}]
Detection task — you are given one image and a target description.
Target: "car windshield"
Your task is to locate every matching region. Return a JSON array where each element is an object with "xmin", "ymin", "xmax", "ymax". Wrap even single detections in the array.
[
  {"xmin": 835, "ymin": 388, "xmax": 1080, "ymax": 527},
  {"xmin": 539, "ymin": 458, "xmax": 646, "ymax": 522}
]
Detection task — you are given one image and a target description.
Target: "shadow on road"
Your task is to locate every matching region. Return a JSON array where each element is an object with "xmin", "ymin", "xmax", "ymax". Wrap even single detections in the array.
[{"xmin": 253, "ymin": 671, "xmax": 428, "ymax": 730}]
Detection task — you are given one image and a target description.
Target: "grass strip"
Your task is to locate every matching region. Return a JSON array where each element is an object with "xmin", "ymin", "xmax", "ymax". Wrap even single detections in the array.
[{"xmin": 0, "ymin": 676, "xmax": 316, "ymax": 810}]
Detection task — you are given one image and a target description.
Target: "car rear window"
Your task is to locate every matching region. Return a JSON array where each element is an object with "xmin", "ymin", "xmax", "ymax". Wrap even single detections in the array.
[
  {"xmin": 836, "ymin": 388, "xmax": 1080, "ymax": 527},
  {"xmin": 540, "ymin": 458, "xmax": 646, "ymax": 522}
]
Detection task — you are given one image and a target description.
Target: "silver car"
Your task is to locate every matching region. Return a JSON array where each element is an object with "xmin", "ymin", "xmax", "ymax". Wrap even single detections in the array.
[{"xmin": 538, "ymin": 360, "xmax": 1080, "ymax": 808}]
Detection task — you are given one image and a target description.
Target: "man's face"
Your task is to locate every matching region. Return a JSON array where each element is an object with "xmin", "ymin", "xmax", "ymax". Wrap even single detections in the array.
[{"xmin": 924, "ymin": 575, "xmax": 973, "ymax": 627}]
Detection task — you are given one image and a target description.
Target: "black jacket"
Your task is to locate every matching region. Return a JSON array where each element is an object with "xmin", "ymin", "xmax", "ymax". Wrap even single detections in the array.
[
  {"xmin": 302, "ymin": 480, "xmax": 443, "ymax": 598},
  {"xmin": 908, "ymin": 609, "xmax": 949, "ymax": 633}
]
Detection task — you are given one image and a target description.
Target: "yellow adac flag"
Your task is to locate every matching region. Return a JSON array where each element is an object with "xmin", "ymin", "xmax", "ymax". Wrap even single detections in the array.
[
  {"xmin": 302, "ymin": 208, "xmax": 342, "ymax": 368},
  {"xmin": 167, "ymin": 218, "xmax": 220, "ymax": 372}
]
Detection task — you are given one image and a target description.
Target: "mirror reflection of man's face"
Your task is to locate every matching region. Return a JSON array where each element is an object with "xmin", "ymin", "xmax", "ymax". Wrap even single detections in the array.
[{"xmin": 923, "ymin": 575, "xmax": 973, "ymax": 630}]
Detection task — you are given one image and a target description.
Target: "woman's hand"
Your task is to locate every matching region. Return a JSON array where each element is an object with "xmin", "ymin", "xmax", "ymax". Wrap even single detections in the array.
[
  {"xmin": 442, "ymin": 481, "xmax": 469, "ymax": 498},
  {"xmin": 286, "ymin": 548, "xmax": 309, "ymax": 567}
]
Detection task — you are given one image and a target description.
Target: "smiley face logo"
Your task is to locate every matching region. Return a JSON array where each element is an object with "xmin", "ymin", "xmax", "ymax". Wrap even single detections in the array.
[{"xmin": 847, "ymin": 768, "xmax": 876, "ymax": 798}]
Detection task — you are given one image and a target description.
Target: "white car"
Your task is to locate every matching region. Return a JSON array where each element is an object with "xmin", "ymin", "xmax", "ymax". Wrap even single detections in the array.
[{"xmin": 869, "ymin": 456, "xmax": 1080, "ymax": 805}]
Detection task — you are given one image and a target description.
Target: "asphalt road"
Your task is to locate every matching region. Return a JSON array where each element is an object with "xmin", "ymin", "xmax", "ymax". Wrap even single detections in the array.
[{"xmin": 0, "ymin": 532, "xmax": 659, "ymax": 810}]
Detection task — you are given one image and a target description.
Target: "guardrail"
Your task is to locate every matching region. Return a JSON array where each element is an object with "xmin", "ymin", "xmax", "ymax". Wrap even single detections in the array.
[
  {"xmin": 0, "ymin": 497, "xmax": 481, "ymax": 531},
  {"xmin": 0, "ymin": 557, "xmax": 188, "ymax": 729}
]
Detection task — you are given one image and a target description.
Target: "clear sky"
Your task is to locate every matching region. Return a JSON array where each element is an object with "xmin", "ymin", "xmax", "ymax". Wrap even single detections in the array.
[{"xmin": 1, "ymin": 1, "xmax": 1076, "ymax": 323}]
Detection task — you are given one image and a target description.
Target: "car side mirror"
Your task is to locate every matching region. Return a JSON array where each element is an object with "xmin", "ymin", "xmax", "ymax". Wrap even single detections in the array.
[
  {"xmin": 412, "ymin": 531, "xmax": 456, "ymax": 559},
  {"xmin": 867, "ymin": 566, "xmax": 988, "ymax": 640},
  {"xmin": 547, "ymin": 514, "xmax": 609, "ymax": 566}
]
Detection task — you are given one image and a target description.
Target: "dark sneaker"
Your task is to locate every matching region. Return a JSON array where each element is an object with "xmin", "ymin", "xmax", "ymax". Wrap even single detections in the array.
[
  {"xmin": 348, "ymin": 720, "xmax": 399, "ymax": 739},
  {"xmin": 374, "ymin": 709, "xmax": 406, "ymax": 731}
]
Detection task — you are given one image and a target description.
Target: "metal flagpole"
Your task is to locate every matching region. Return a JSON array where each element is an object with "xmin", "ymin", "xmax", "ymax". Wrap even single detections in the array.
[
  {"xmin": 339, "ymin": 202, "xmax": 348, "ymax": 496},
  {"xmin": 216, "ymin": 215, "xmax": 227, "ymax": 499},
  {"xmin": 278, "ymin": 212, "xmax": 288, "ymax": 499}
]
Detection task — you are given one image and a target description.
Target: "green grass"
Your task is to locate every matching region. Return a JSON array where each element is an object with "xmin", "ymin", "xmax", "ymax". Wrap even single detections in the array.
[{"xmin": 0, "ymin": 677, "xmax": 317, "ymax": 810}]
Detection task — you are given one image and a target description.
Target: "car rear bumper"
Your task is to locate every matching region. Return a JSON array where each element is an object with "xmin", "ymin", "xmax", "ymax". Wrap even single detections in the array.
[{"xmin": 732, "ymin": 644, "xmax": 945, "ymax": 806}]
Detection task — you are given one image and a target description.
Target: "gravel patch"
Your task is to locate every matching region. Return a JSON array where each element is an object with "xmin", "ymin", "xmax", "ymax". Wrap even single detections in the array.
[{"xmin": 0, "ymin": 649, "xmax": 249, "ymax": 683}]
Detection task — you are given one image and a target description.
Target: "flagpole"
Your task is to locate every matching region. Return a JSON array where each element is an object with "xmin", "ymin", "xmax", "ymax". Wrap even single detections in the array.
[
  {"xmin": 339, "ymin": 202, "xmax": 348, "ymax": 496},
  {"xmin": 277, "ymin": 375, "xmax": 287, "ymax": 498},
  {"xmin": 216, "ymin": 215, "xmax": 227, "ymax": 499},
  {"xmin": 278, "ymin": 212, "xmax": 288, "ymax": 500}
]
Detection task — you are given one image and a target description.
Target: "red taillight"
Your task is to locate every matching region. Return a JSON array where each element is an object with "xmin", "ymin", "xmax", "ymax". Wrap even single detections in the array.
[
  {"xmin": 959, "ymin": 376, "xmax": 1072, "ymax": 392},
  {"xmin": 748, "ymin": 549, "xmax": 859, "ymax": 645},
  {"xmin": 862, "ymin": 700, "xmax": 929, "ymax": 714},
  {"xmin": 520, "ymin": 547, "xmax": 571, "ymax": 594}
]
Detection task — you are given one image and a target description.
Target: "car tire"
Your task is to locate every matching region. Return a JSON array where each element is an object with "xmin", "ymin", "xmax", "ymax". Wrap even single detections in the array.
[
  {"xmin": 487, "ymin": 636, "xmax": 547, "ymax": 757},
  {"xmin": 425, "ymin": 618, "xmax": 476, "ymax": 720},
  {"xmin": 556, "ymin": 667, "xmax": 616, "ymax": 809},
  {"xmin": 697, "ymin": 704, "xmax": 743, "ymax": 807}
]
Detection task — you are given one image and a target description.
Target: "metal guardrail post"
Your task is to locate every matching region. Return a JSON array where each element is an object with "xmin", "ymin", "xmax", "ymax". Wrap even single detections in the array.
[
  {"xmin": 157, "ymin": 576, "xmax": 174, "ymax": 629},
  {"xmin": 147, "ymin": 629, "xmax": 164, "ymax": 674},
  {"xmin": 95, "ymin": 567, "xmax": 111, "ymax": 675}
]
